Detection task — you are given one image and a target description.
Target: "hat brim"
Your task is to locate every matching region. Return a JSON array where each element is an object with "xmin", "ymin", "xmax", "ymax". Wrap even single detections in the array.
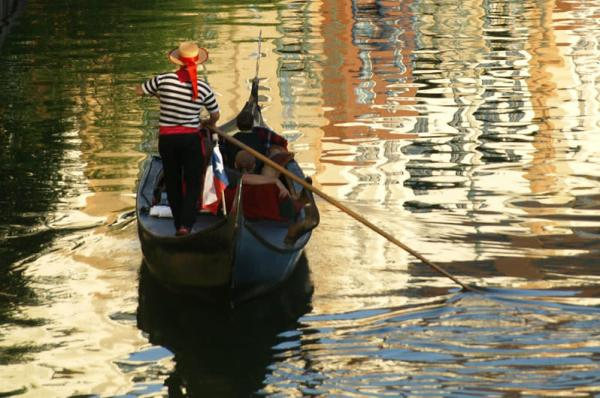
[{"xmin": 168, "ymin": 47, "xmax": 209, "ymax": 66}]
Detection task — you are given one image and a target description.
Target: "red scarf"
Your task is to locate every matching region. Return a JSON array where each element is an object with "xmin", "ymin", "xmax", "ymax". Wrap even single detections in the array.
[{"xmin": 175, "ymin": 54, "xmax": 200, "ymax": 100}]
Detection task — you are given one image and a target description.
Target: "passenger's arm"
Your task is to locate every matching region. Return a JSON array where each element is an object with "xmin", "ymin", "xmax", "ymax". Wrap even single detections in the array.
[
  {"xmin": 274, "ymin": 179, "xmax": 291, "ymax": 198},
  {"xmin": 241, "ymin": 174, "xmax": 290, "ymax": 198}
]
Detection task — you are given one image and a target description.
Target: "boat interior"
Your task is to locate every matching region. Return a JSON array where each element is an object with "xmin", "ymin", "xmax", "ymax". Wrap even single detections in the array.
[{"xmin": 138, "ymin": 155, "xmax": 319, "ymax": 248}]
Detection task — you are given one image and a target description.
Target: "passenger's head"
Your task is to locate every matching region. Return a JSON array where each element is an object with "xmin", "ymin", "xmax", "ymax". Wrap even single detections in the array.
[
  {"xmin": 236, "ymin": 109, "xmax": 254, "ymax": 131},
  {"xmin": 234, "ymin": 150, "xmax": 256, "ymax": 173}
]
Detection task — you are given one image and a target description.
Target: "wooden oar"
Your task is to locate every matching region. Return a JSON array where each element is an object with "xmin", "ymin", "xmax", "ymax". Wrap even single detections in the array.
[{"xmin": 207, "ymin": 126, "xmax": 477, "ymax": 293}]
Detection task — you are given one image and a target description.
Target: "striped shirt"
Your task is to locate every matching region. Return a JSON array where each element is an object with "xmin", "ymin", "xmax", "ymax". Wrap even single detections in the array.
[{"xmin": 142, "ymin": 73, "xmax": 219, "ymax": 130}]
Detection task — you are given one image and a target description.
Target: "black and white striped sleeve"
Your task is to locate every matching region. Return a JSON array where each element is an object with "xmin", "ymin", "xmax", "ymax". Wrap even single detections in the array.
[
  {"xmin": 142, "ymin": 75, "xmax": 160, "ymax": 96},
  {"xmin": 198, "ymin": 81, "xmax": 220, "ymax": 113},
  {"xmin": 204, "ymin": 91, "xmax": 219, "ymax": 113}
]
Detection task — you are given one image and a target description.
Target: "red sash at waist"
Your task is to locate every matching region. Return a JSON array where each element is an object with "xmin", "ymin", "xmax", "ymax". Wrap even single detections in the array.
[{"xmin": 159, "ymin": 126, "xmax": 200, "ymax": 135}]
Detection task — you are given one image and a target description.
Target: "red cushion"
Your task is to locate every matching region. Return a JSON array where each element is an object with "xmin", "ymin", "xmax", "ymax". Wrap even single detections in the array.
[{"xmin": 224, "ymin": 184, "xmax": 285, "ymax": 221}]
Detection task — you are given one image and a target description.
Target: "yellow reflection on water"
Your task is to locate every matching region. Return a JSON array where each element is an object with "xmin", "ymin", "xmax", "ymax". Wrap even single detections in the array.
[{"xmin": 1, "ymin": 228, "xmax": 151, "ymax": 397}]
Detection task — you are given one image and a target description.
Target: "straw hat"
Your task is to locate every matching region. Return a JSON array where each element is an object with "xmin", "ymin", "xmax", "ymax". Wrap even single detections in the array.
[{"xmin": 168, "ymin": 41, "xmax": 209, "ymax": 66}]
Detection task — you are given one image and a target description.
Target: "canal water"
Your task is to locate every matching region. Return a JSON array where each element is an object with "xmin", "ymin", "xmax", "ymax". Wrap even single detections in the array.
[{"xmin": 2, "ymin": 0, "xmax": 600, "ymax": 396}]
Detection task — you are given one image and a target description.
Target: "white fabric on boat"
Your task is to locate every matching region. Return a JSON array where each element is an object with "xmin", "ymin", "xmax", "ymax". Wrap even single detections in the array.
[{"xmin": 149, "ymin": 205, "xmax": 173, "ymax": 218}]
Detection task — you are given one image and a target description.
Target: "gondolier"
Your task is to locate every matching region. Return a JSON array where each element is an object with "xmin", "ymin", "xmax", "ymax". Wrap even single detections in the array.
[{"xmin": 137, "ymin": 41, "xmax": 220, "ymax": 236}]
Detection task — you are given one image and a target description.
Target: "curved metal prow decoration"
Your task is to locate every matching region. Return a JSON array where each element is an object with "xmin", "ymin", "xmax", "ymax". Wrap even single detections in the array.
[
  {"xmin": 237, "ymin": 31, "xmax": 263, "ymax": 128},
  {"xmin": 250, "ymin": 31, "xmax": 262, "ymax": 101},
  {"xmin": 255, "ymin": 30, "xmax": 262, "ymax": 80}
]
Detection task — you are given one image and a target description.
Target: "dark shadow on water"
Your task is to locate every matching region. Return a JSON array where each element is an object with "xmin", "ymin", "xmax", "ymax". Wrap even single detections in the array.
[
  {"xmin": 0, "ymin": 0, "xmax": 26, "ymax": 51},
  {"xmin": 136, "ymin": 254, "xmax": 314, "ymax": 398}
]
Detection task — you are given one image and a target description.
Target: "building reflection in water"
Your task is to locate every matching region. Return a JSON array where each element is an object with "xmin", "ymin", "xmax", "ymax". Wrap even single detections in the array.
[
  {"xmin": 136, "ymin": 255, "xmax": 314, "ymax": 397},
  {"xmin": 310, "ymin": 0, "xmax": 600, "ymax": 293}
]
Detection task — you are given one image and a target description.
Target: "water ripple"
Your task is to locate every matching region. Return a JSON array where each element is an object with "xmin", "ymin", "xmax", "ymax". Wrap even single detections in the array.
[{"xmin": 265, "ymin": 291, "xmax": 600, "ymax": 396}]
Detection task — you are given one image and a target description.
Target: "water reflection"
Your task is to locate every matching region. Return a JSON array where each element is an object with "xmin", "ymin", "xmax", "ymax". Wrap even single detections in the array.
[
  {"xmin": 264, "ymin": 289, "xmax": 600, "ymax": 396},
  {"xmin": 1, "ymin": 0, "xmax": 600, "ymax": 395},
  {"xmin": 314, "ymin": 0, "xmax": 600, "ymax": 290},
  {"xmin": 136, "ymin": 255, "xmax": 314, "ymax": 397}
]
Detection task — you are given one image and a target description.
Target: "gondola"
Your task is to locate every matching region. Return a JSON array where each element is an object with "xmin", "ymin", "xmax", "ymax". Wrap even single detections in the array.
[{"xmin": 135, "ymin": 77, "xmax": 319, "ymax": 302}]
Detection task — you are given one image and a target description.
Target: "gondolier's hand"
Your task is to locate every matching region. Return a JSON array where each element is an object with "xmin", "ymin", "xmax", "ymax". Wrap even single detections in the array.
[
  {"xmin": 201, "ymin": 111, "xmax": 220, "ymax": 128},
  {"xmin": 136, "ymin": 85, "xmax": 157, "ymax": 98},
  {"xmin": 275, "ymin": 180, "xmax": 290, "ymax": 198}
]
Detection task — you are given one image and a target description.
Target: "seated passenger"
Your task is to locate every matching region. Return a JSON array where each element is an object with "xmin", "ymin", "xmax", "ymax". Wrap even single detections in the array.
[
  {"xmin": 262, "ymin": 147, "xmax": 319, "ymax": 244},
  {"xmin": 261, "ymin": 149, "xmax": 293, "ymax": 178},
  {"xmin": 231, "ymin": 150, "xmax": 290, "ymax": 198},
  {"xmin": 224, "ymin": 151, "xmax": 291, "ymax": 220},
  {"xmin": 225, "ymin": 149, "xmax": 317, "ymax": 243},
  {"xmin": 258, "ymin": 149, "xmax": 302, "ymax": 221}
]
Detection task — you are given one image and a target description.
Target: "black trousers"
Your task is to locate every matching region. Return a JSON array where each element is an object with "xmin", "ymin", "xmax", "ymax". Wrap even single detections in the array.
[{"xmin": 158, "ymin": 133, "xmax": 204, "ymax": 231}]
